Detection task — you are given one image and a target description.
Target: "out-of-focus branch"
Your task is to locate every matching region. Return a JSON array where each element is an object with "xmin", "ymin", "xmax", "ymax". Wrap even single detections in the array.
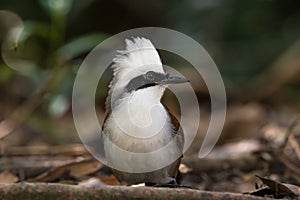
[
  {"xmin": 0, "ymin": 58, "xmax": 68, "ymax": 140},
  {"xmin": 0, "ymin": 182, "xmax": 274, "ymax": 200},
  {"xmin": 280, "ymin": 114, "xmax": 300, "ymax": 150}
]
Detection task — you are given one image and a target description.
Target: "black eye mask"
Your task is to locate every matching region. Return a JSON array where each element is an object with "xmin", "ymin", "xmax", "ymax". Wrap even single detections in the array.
[
  {"xmin": 125, "ymin": 71, "xmax": 189, "ymax": 92},
  {"xmin": 126, "ymin": 71, "xmax": 166, "ymax": 92}
]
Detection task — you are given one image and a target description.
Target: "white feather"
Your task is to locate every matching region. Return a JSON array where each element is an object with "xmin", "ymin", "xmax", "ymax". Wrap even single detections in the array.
[{"xmin": 112, "ymin": 37, "xmax": 163, "ymax": 73}]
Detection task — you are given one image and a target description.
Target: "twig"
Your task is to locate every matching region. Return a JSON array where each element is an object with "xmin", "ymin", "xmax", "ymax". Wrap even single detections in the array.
[
  {"xmin": 288, "ymin": 134, "xmax": 300, "ymax": 162},
  {"xmin": 275, "ymin": 151, "xmax": 300, "ymax": 177},
  {"xmin": 0, "ymin": 144, "xmax": 89, "ymax": 156},
  {"xmin": 279, "ymin": 114, "xmax": 300, "ymax": 150}
]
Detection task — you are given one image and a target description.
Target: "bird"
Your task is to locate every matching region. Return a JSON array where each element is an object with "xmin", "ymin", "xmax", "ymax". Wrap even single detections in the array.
[{"xmin": 102, "ymin": 37, "xmax": 189, "ymax": 186}]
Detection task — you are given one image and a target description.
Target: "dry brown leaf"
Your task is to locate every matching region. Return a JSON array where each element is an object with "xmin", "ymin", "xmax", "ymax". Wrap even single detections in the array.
[
  {"xmin": 30, "ymin": 158, "xmax": 102, "ymax": 182},
  {"xmin": 100, "ymin": 175, "xmax": 120, "ymax": 185},
  {"xmin": 0, "ymin": 171, "xmax": 18, "ymax": 183},
  {"xmin": 251, "ymin": 175, "xmax": 299, "ymax": 199},
  {"xmin": 69, "ymin": 160, "xmax": 102, "ymax": 178}
]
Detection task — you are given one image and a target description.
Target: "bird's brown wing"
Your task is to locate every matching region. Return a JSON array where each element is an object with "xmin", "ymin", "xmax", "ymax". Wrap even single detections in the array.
[
  {"xmin": 164, "ymin": 105, "xmax": 184, "ymax": 144},
  {"xmin": 164, "ymin": 105, "xmax": 184, "ymax": 184}
]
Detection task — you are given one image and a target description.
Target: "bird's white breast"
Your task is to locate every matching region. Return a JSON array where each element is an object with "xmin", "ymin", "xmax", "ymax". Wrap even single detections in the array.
[{"xmin": 102, "ymin": 87, "xmax": 181, "ymax": 173}]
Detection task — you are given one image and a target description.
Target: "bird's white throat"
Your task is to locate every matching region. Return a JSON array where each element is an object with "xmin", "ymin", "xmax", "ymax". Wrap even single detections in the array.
[{"xmin": 110, "ymin": 85, "xmax": 169, "ymax": 139}]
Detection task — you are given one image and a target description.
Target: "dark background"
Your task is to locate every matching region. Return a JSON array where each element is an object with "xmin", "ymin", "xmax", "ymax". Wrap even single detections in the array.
[{"xmin": 0, "ymin": 0, "xmax": 300, "ymax": 145}]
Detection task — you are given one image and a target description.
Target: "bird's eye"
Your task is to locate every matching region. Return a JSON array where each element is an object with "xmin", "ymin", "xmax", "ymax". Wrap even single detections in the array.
[{"xmin": 146, "ymin": 71, "xmax": 155, "ymax": 80}]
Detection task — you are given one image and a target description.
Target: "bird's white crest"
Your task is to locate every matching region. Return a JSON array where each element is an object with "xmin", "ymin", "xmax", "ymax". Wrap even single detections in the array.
[
  {"xmin": 106, "ymin": 37, "xmax": 165, "ymax": 111},
  {"xmin": 112, "ymin": 37, "xmax": 164, "ymax": 75}
]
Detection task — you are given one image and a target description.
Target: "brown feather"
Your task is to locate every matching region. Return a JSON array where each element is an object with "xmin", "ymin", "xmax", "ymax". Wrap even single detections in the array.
[{"xmin": 164, "ymin": 105, "xmax": 184, "ymax": 183}]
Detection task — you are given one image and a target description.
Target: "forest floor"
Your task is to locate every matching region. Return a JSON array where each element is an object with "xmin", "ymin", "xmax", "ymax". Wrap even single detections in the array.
[{"xmin": 0, "ymin": 103, "xmax": 299, "ymax": 199}]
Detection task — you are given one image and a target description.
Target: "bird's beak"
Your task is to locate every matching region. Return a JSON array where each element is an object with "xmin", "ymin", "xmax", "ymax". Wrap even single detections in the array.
[{"xmin": 159, "ymin": 73, "xmax": 189, "ymax": 85}]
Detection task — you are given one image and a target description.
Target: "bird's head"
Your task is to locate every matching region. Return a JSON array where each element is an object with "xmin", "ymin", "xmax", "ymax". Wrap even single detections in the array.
[{"xmin": 106, "ymin": 37, "xmax": 188, "ymax": 111}]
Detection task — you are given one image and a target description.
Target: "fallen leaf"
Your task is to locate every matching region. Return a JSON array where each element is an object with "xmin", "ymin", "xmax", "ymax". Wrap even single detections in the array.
[
  {"xmin": 100, "ymin": 175, "xmax": 120, "ymax": 185},
  {"xmin": 250, "ymin": 175, "xmax": 299, "ymax": 199},
  {"xmin": 30, "ymin": 158, "xmax": 102, "ymax": 182},
  {"xmin": 70, "ymin": 159, "xmax": 102, "ymax": 178},
  {"xmin": 0, "ymin": 171, "xmax": 18, "ymax": 183}
]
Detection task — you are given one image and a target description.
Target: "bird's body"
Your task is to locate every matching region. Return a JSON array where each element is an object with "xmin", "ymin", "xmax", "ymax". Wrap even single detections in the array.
[{"xmin": 102, "ymin": 37, "xmax": 187, "ymax": 185}]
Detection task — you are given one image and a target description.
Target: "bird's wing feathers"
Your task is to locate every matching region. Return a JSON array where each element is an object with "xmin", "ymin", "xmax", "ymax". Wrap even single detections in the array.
[{"xmin": 164, "ymin": 105, "xmax": 184, "ymax": 183}]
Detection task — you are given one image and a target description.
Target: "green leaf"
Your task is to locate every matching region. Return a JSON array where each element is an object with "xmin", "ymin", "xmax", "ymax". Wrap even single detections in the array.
[{"xmin": 59, "ymin": 33, "xmax": 108, "ymax": 59}]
